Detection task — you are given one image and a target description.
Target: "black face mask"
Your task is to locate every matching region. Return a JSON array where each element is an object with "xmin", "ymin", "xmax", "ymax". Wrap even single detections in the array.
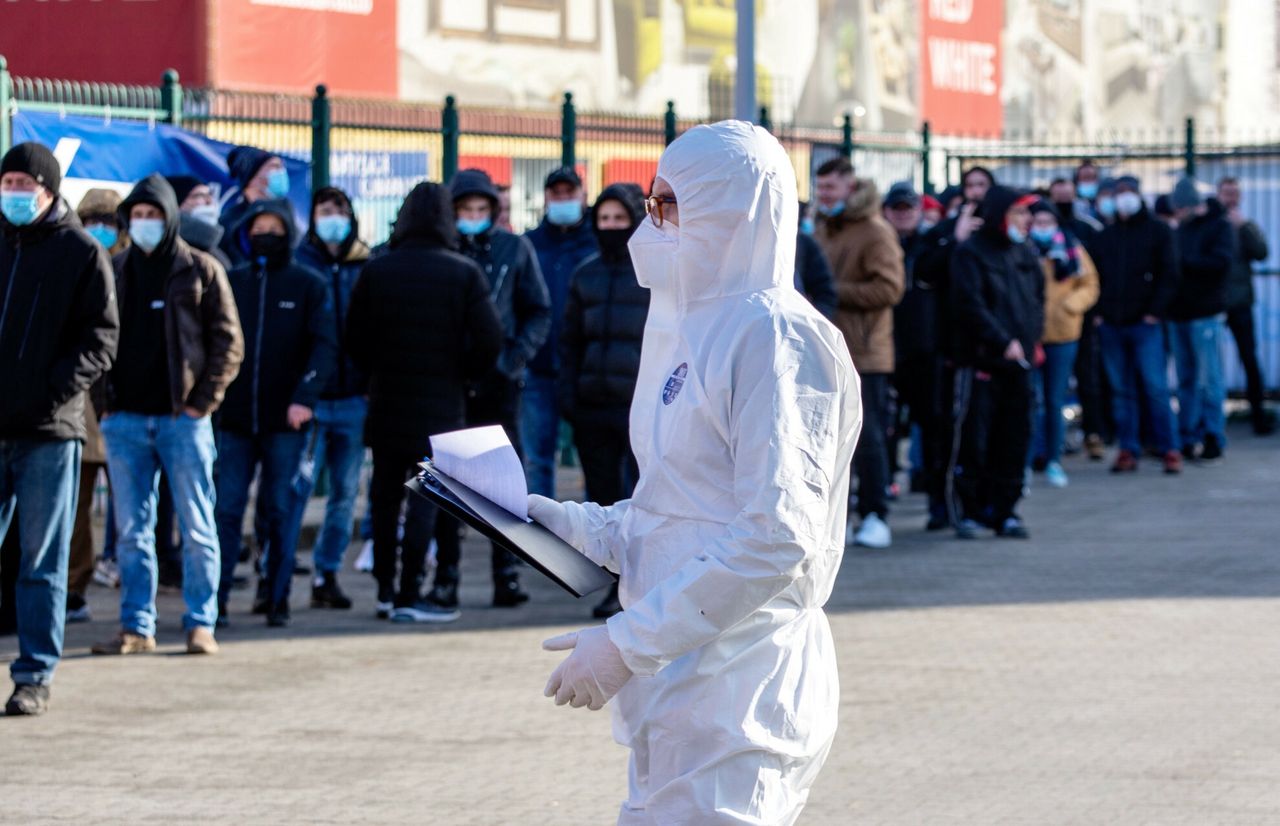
[
  {"xmin": 596, "ymin": 227, "xmax": 633, "ymax": 256},
  {"xmin": 249, "ymin": 232, "xmax": 290, "ymax": 264}
]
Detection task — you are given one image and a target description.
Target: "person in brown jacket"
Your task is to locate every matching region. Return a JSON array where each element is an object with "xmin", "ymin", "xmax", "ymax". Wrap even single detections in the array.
[
  {"xmin": 814, "ymin": 159, "xmax": 905, "ymax": 548},
  {"xmin": 1028, "ymin": 200, "xmax": 1099, "ymax": 488}
]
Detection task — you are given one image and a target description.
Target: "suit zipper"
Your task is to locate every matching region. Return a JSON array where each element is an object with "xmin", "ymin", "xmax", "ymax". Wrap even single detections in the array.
[{"xmin": 252, "ymin": 266, "xmax": 267, "ymax": 436}]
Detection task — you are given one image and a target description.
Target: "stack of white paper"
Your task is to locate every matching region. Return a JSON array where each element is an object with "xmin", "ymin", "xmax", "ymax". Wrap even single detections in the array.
[{"xmin": 428, "ymin": 425, "xmax": 529, "ymax": 520}]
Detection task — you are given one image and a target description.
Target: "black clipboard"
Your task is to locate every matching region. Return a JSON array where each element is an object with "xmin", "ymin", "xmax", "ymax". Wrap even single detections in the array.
[{"xmin": 406, "ymin": 462, "xmax": 615, "ymax": 598}]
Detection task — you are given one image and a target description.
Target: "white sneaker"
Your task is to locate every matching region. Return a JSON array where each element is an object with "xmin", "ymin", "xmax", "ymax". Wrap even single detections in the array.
[
  {"xmin": 1045, "ymin": 462, "xmax": 1069, "ymax": 488},
  {"xmin": 93, "ymin": 559, "xmax": 120, "ymax": 588},
  {"xmin": 354, "ymin": 539, "xmax": 374, "ymax": 573},
  {"xmin": 853, "ymin": 514, "xmax": 892, "ymax": 549}
]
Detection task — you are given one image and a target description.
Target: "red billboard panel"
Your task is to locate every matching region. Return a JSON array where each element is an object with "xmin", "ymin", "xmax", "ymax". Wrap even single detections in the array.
[{"xmin": 920, "ymin": 0, "xmax": 1003, "ymax": 135}]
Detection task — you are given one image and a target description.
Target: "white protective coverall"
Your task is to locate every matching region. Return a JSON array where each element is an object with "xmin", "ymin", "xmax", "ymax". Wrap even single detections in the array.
[{"xmin": 561, "ymin": 121, "xmax": 863, "ymax": 824}]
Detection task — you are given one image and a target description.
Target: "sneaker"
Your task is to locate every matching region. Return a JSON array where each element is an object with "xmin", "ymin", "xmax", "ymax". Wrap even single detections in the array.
[
  {"xmin": 997, "ymin": 516, "xmax": 1030, "ymax": 539},
  {"xmin": 592, "ymin": 582, "xmax": 622, "ymax": 619},
  {"xmin": 391, "ymin": 598, "xmax": 461, "ymax": 624},
  {"xmin": 311, "ymin": 572, "xmax": 353, "ymax": 610},
  {"xmin": 425, "ymin": 582, "xmax": 459, "ymax": 610},
  {"xmin": 1044, "ymin": 462, "xmax": 1069, "ymax": 489},
  {"xmin": 186, "ymin": 627, "xmax": 219, "ymax": 655},
  {"xmin": 251, "ymin": 579, "xmax": 271, "ymax": 615},
  {"xmin": 375, "ymin": 585, "xmax": 396, "ymax": 620},
  {"xmin": 65, "ymin": 593, "xmax": 92, "ymax": 623},
  {"xmin": 266, "ymin": 600, "xmax": 291, "ymax": 628},
  {"xmin": 1111, "ymin": 450, "xmax": 1138, "ymax": 473},
  {"xmin": 853, "ymin": 514, "xmax": 892, "ymax": 549},
  {"xmin": 1085, "ymin": 434, "xmax": 1105, "ymax": 461},
  {"xmin": 354, "ymin": 539, "xmax": 374, "ymax": 573},
  {"xmin": 954, "ymin": 518, "xmax": 985, "ymax": 540},
  {"xmin": 1163, "ymin": 450, "xmax": 1183, "ymax": 474},
  {"xmin": 1252, "ymin": 413, "xmax": 1276, "ymax": 436},
  {"xmin": 5, "ymin": 684, "xmax": 50, "ymax": 716},
  {"xmin": 925, "ymin": 503, "xmax": 950, "ymax": 532},
  {"xmin": 493, "ymin": 577, "xmax": 530, "ymax": 608},
  {"xmin": 93, "ymin": 558, "xmax": 120, "ymax": 589},
  {"xmin": 1181, "ymin": 442, "xmax": 1201, "ymax": 462},
  {"xmin": 91, "ymin": 630, "xmax": 157, "ymax": 656},
  {"xmin": 1200, "ymin": 434, "xmax": 1223, "ymax": 462}
]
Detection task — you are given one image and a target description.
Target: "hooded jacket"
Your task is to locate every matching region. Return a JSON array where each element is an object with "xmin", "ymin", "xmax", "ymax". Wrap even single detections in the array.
[
  {"xmin": 558, "ymin": 184, "xmax": 651, "ymax": 421},
  {"xmin": 296, "ymin": 187, "xmax": 372, "ymax": 400},
  {"xmin": 1170, "ymin": 198, "xmax": 1235, "ymax": 320},
  {"xmin": 892, "ymin": 228, "xmax": 939, "ymax": 360},
  {"xmin": 950, "ymin": 186, "xmax": 1045, "ymax": 368},
  {"xmin": 814, "ymin": 177, "xmax": 906, "ymax": 374},
  {"xmin": 0, "ymin": 197, "xmax": 118, "ymax": 442},
  {"xmin": 525, "ymin": 204, "xmax": 598, "ymax": 376},
  {"xmin": 219, "ymin": 199, "xmax": 336, "ymax": 434},
  {"xmin": 346, "ymin": 183, "xmax": 503, "ymax": 456},
  {"xmin": 1091, "ymin": 201, "xmax": 1180, "ymax": 325},
  {"xmin": 451, "ymin": 170, "xmax": 552, "ymax": 381}
]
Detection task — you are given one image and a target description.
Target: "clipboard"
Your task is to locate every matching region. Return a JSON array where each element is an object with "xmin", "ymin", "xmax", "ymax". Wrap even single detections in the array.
[{"xmin": 406, "ymin": 461, "xmax": 616, "ymax": 598}]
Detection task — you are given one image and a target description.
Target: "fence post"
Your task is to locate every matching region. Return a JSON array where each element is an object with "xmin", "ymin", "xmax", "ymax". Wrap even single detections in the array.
[
  {"xmin": 561, "ymin": 91, "xmax": 576, "ymax": 168},
  {"xmin": 1184, "ymin": 117, "xmax": 1196, "ymax": 178},
  {"xmin": 841, "ymin": 113, "xmax": 854, "ymax": 161},
  {"xmin": 758, "ymin": 105, "xmax": 771, "ymax": 132},
  {"xmin": 311, "ymin": 84, "xmax": 331, "ymax": 192},
  {"xmin": 0, "ymin": 56, "xmax": 11, "ymax": 158},
  {"xmin": 442, "ymin": 94, "xmax": 459, "ymax": 182},
  {"xmin": 920, "ymin": 120, "xmax": 933, "ymax": 194},
  {"xmin": 664, "ymin": 100, "xmax": 677, "ymax": 146},
  {"xmin": 161, "ymin": 69, "xmax": 182, "ymax": 126}
]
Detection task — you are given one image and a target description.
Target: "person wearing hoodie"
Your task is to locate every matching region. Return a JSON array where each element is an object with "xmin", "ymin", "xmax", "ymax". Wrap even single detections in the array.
[
  {"xmin": 213, "ymin": 200, "xmax": 335, "ymax": 628},
  {"xmin": 948, "ymin": 187, "xmax": 1044, "ymax": 539},
  {"xmin": 0, "ymin": 143, "xmax": 118, "ymax": 716},
  {"xmin": 89, "ymin": 173, "xmax": 243, "ymax": 658},
  {"xmin": 1091, "ymin": 175, "xmax": 1181, "ymax": 474},
  {"xmin": 403, "ymin": 169, "xmax": 552, "ymax": 620},
  {"xmin": 814, "ymin": 165, "xmax": 905, "ymax": 549},
  {"xmin": 1168, "ymin": 177, "xmax": 1235, "ymax": 462},
  {"xmin": 559, "ymin": 183, "xmax": 650, "ymax": 619},
  {"xmin": 345, "ymin": 183, "xmax": 502, "ymax": 622},
  {"xmin": 522, "ymin": 167, "xmax": 598, "ymax": 499},
  {"xmin": 276, "ymin": 186, "xmax": 372, "ymax": 611},
  {"xmin": 166, "ymin": 175, "xmax": 232, "ymax": 270},
  {"xmin": 1217, "ymin": 177, "xmax": 1273, "ymax": 435},
  {"xmin": 219, "ymin": 145, "xmax": 293, "ymax": 267}
]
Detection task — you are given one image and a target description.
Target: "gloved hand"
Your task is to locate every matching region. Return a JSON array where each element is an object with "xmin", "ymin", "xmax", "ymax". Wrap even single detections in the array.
[
  {"xmin": 542, "ymin": 625, "xmax": 633, "ymax": 711},
  {"xmin": 527, "ymin": 494, "xmax": 587, "ymax": 551}
]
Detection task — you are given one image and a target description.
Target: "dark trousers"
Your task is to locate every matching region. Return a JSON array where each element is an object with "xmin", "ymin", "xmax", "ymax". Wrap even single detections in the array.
[
  {"xmin": 68, "ymin": 462, "xmax": 105, "ymax": 598},
  {"xmin": 854, "ymin": 373, "xmax": 891, "ymax": 519},
  {"xmin": 894, "ymin": 355, "xmax": 948, "ymax": 512},
  {"xmin": 1226, "ymin": 304, "xmax": 1268, "ymax": 425},
  {"xmin": 433, "ymin": 376, "xmax": 522, "ymax": 589},
  {"xmin": 1074, "ymin": 314, "xmax": 1111, "ymax": 440},
  {"xmin": 371, "ymin": 448, "xmax": 439, "ymax": 606},
  {"xmin": 574, "ymin": 414, "xmax": 639, "ymax": 507},
  {"xmin": 0, "ymin": 514, "xmax": 18, "ymax": 632},
  {"xmin": 951, "ymin": 366, "xmax": 1033, "ymax": 525}
]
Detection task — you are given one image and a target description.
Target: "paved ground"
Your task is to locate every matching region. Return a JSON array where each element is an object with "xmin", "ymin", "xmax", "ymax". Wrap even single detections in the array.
[{"xmin": 3, "ymin": 424, "xmax": 1279, "ymax": 824}]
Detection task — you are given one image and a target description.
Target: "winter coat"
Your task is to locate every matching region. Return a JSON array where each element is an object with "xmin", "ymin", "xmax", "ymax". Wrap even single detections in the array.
[
  {"xmin": 1040, "ymin": 246, "xmax": 1100, "ymax": 344},
  {"xmin": 1226, "ymin": 218, "xmax": 1270, "ymax": 311},
  {"xmin": 1091, "ymin": 206, "xmax": 1180, "ymax": 325},
  {"xmin": 457, "ymin": 230, "xmax": 551, "ymax": 380},
  {"xmin": 1170, "ymin": 200, "xmax": 1235, "ymax": 321},
  {"xmin": 814, "ymin": 178, "xmax": 905, "ymax": 374},
  {"xmin": 177, "ymin": 211, "xmax": 232, "ymax": 270},
  {"xmin": 525, "ymin": 214, "xmax": 598, "ymax": 375},
  {"xmin": 793, "ymin": 232, "xmax": 838, "ymax": 319}
]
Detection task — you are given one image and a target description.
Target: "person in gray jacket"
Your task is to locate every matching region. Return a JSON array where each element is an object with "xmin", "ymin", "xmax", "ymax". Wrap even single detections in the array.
[{"xmin": 1216, "ymin": 177, "xmax": 1272, "ymax": 435}]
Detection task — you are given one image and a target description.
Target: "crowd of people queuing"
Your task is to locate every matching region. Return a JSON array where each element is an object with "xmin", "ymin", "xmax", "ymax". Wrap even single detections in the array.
[{"xmin": 0, "ymin": 133, "xmax": 1271, "ymax": 716}]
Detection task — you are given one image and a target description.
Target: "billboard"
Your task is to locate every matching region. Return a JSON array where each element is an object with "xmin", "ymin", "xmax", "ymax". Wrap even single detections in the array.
[{"xmin": 919, "ymin": 0, "xmax": 1003, "ymax": 134}]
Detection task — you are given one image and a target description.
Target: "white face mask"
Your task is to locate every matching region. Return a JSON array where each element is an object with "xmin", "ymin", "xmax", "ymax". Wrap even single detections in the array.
[
  {"xmin": 627, "ymin": 219, "xmax": 680, "ymax": 291},
  {"xmin": 1115, "ymin": 191, "xmax": 1143, "ymax": 218},
  {"xmin": 189, "ymin": 204, "xmax": 220, "ymax": 227}
]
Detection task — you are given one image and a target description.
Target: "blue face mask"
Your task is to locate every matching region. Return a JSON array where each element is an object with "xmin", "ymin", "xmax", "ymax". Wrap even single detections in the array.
[
  {"xmin": 129, "ymin": 218, "xmax": 166, "ymax": 254},
  {"xmin": 315, "ymin": 214, "xmax": 351, "ymax": 245},
  {"xmin": 266, "ymin": 167, "xmax": 291, "ymax": 199},
  {"xmin": 1096, "ymin": 196, "xmax": 1116, "ymax": 219},
  {"xmin": 1006, "ymin": 225, "xmax": 1027, "ymax": 245},
  {"xmin": 86, "ymin": 224, "xmax": 119, "ymax": 249},
  {"xmin": 800, "ymin": 217, "xmax": 815, "ymax": 235},
  {"xmin": 817, "ymin": 201, "xmax": 845, "ymax": 217},
  {"xmin": 456, "ymin": 217, "xmax": 492, "ymax": 236},
  {"xmin": 1, "ymin": 191, "xmax": 42, "ymax": 226},
  {"xmin": 1029, "ymin": 226, "xmax": 1057, "ymax": 246},
  {"xmin": 546, "ymin": 200, "xmax": 584, "ymax": 226},
  {"xmin": 1077, "ymin": 181, "xmax": 1099, "ymax": 200}
]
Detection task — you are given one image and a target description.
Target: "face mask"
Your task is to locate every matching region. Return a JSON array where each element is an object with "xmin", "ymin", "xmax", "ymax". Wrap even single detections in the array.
[
  {"xmin": 456, "ymin": 217, "xmax": 492, "ymax": 236},
  {"xmin": 266, "ymin": 167, "xmax": 291, "ymax": 199},
  {"xmin": 1029, "ymin": 226, "xmax": 1057, "ymax": 246},
  {"xmin": 250, "ymin": 232, "xmax": 289, "ymax": 262},
  {"xmin": 1, "ymin": 191, "xmax": 41, "ymax": 226},
  {"xmin": 595, "ymin": 227, "xmax": 632, "ymax": 253},
  {"xmin": 86, "ymin": 224, "xmax": 119, "ymax": 248},
  {"xmin": 1115, "ymin": 192, "xmax": 1143, "ymax": 218},
  {"xmin": 189, "ymin": 204, "xmax": 220, "ymax": 227},
  {"xmin": 315, "ymin": 214, "xmax": 352, "ymax": 244},
  {"xmin": 817, "ymin": 201, "xmax": 845, "ymax": 218},
  {"xmin": 1096, "ymin": 196, "xmax": 1116, "ymax": 219},
  {"xmin": 546, "ymin": 200, "xmax": 584, "ymax": 226},
  {"xmin": 1006, "ymin": 225, "xmax": 1027, "ymax": 245},
  {"xmin": 918, "ymin": 220, "xmax": 936, "ymax": 234},
  {"xmin": 129, "ymin": 218, "xmax": 166, "ymax": 253},
  {"xmin": 799, "ymin": 217, "xmax": 815, "ymax": 235},
  {"xmin": 1077, "ymin": 181, "xmax": 1099, "ymax": 200},
  {"xmin": 627, "ymin": 219, "xmax": 679, "ymax": 290}
]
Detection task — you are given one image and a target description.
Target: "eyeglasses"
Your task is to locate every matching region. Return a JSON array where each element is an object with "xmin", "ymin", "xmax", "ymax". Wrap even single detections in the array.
[{"xmin": 645, "ymin": 195, "xmax": 678, "ymax": 227}]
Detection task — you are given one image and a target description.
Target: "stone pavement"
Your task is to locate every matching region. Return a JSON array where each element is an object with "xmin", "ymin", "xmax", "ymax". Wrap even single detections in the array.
[{"xmin": 2, "ymin": 424, "xmax": 1278, "ymax": 824}]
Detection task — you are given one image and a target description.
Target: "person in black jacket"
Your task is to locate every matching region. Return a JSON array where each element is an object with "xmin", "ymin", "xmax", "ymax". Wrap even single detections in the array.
[
  {"xmin": 214, "ymin": 199, "xmax": 336, "ymax": 627},
  {"xmin": 1217, "ymin": 177, "xmax": 1273, "ymax": 435},
  {"xmin": 219, "ymin": 146, "xmax": 293, "ymax": 266},
  {"xmin": 0, "ymin": 143, "xmax": 119, "ymax": 716},
  {"xmin": 559, "ymin": 183, "xmax": 650, "ymax": 619},
  {"xmin": 346, "ymin": 183, "xmax": 502, "ymax": 622},
  {"xmin": 794, "ymin": 222, "xmax": 838, "ymax": 319},
  {"xmin": 416, "ymin": 169, "xmax": 551, "ymax": 618},
  {"xmin": 166, "ymin": 175, "xmax": 233, "ymax": 270},
  {"xmin": 1091, "ymin": 175, "xmax": 1182, "ymax": 474},
  {"xmin": 948, "ymin": 186, "xmax": 1044, "ymax": 540},
  {"xmin": 1168, "ymin": 177, "xmax": 1235, "ymax": 461}
]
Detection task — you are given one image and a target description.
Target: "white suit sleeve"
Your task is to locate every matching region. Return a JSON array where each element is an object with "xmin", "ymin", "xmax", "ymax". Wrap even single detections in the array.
[
  {"xmin": 606, "ymin": 321, "xmax": 851, "ymax": 676},
  {"xmin": 564, "ymin": 499, "xmax": 631, "ymax": 574}
]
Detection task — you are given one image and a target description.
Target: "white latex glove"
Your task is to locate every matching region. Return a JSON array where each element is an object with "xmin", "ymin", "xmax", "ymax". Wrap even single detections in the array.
[
  {"xmin": 542, "ymin": 626, "xmax": 633, "ymax": 711},
  {"xmin": 527, "ymin": 494, "xmax": 587, "ymax": 551}
]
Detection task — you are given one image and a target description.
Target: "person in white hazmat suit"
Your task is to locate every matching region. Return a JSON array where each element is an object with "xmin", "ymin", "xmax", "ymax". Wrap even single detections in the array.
[{"xmin": 529, "ymin": 120, "xmax": 862, "ymax": 825}]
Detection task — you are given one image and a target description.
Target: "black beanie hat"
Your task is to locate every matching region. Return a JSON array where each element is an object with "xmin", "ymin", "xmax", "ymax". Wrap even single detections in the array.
[
  {"xmin": 227, "ymin": 145, "xmax": 273, "ymax": 189},
  {"xmin": 1, "ymin": 142, "xmax": 62, "ymax": 196},
  {"xmin": 165, "ymin": 175, "xmax": 203, "ymax": 206}
]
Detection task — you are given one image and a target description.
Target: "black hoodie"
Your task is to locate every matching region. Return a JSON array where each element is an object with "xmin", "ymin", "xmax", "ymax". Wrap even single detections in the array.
[
  {"xmin": 1091, "ymin": 200, "xmax": 1179, "ymax": 325},
  {"xmin": 219, "ymin": 200, "xmax": 337, "ymax": 434},
  {"xmin": 1170, "ymin": 198, "xmax": 1235, "ymax": 320},
  {"xmin": 950, "ymin": 186, "xmax": 1045, "ymax": 368}
]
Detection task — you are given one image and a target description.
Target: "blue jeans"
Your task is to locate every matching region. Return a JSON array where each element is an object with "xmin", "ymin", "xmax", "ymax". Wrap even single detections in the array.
[
  {"xmin": 1169, "ymin": 316, "xmax": 1227, "ymax": 446},
  {"xmin": 1030, "ymin": 341, "xmax": 1079, "ymax": 465},
  {"xmin": 521, "ymin": 372, "xmax": 560, "ymax": 498},
  {"xmin": 0, "ymin": 439, "xmax": 79, "ymax": 686},
  {"xmin": 285, "ymin": 397, "xmax": 366, "ymax": 575},
  {"xmin": 102, "ymin": 413, "xmax": 220, "ymax": 636},
  {"xmin": 1099, "ymin": 322, "xmax": 1176, "ymax": 455},
  {"xmin": 215, "ymin": 429, "xmax": 308, "ymax": 609}
]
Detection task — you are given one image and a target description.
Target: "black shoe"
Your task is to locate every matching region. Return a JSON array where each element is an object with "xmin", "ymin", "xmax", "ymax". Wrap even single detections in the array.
[
  {"xmin": 215, "ymin": 603, "xmax": 230, "ymax": 629},
  {"xmin": 311, "ymin": 572, "xmax": 353, "ymax": 610},
  {"xmin": 592, "ymin": 583, "xmax": 621, "ymax": 619},
  {"xmin": 251, "ymin": 579, "xmax": 271, "ymax": 615},
  {"xmin": 926, "ymin": 503, "xmax": 950, "ymax": 532},
  {"xmin": 1200, "ymin": 434, "xmax": 1223, "ymax": 461},
  {"xmin": 1253, "ymin": 414, "xmax": 1276, "ymax": 436},
  {"xmin": 5, "ymin": 684, "xmax": 50, "ymax": 716},
  {"xmin": 391, "ymin": 588, "xmax": 461, "ymax": 623},
  {"xmin": 266, "ymin": 600, "xmax": 290, "ymax": 627},
  {"xmin": 996, "ymin": 517, "xmax": 1030, "ymax": 539},
  {"xmin": 293, "ymin": 563, "xmax": 312, "ymax": 577},
  {"xmin": 375, "ymin": 585, "xmax": 396, "ymax": 620},
  {"xmin": 1181, "ymin": 443, "xmax": 1200, "ymax": 462},
  {"xmin": 65, "ymin": 592, "xmax": 92, "ymax": 624},
  {"xmin": 493, "ymin": 577, "xmax": 529, "ymax": 608},
  {"xmin": 425, "ymin": 582, "xmax": 459, "ymax": 610}
]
